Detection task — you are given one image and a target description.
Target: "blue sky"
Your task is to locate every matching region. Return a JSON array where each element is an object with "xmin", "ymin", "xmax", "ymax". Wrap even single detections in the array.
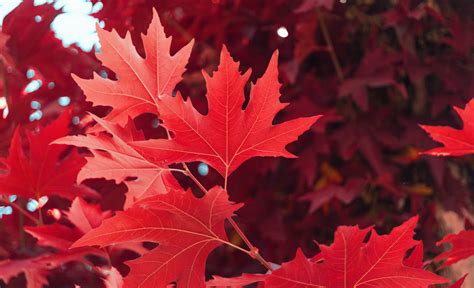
[{"xmin": 0, "ymin": 0, "xmax": 101, "ymax": 51}]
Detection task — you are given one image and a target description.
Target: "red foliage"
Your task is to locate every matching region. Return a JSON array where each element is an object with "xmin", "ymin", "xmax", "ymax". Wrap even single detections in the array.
[
  {"xmin": 435, "ymin": 230, "xmax": 474, "ymax": 268},
  {"xmin": 209, "ymin": 217, "xmax": 448, "ymax": 287},
  {"xmin": 0, "ymin": 0, "xmax": 473, "ymax": 287},
  {"xmin": 73, "ymin": 186, "xmax": 242, "ymax": 287},
  {"xmin": 421, "ymin": 98, "xmax": 474, "ymax": 156},
  {"xmin": 132, "ymin": 47, "xmax": 319, "ymax": 179},
  {"xmin": 0, "ymin": 112, "xmax": 86, "ymax": 200}
]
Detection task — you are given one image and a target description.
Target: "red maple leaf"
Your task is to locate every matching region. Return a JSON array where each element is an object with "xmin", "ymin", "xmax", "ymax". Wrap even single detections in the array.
[
  {"xmin": 211, "ymin": 217, "xmax": 448, "ymax": 288},
  {"xmin": 421, "ymin": 99, "xmax": 474, "ymax": 156},
  {"xmin": 0, "ymin": 112, "xmax": 86, "ymax": 200},
  {"xmin": 25, "ymin": 197, "xmax": 112, "ymax": 250},
  {"xmin": 0, "ymin": 248, "xmax": 105, "ymax": 288},
  {"xmin": 25, "ymin": 197, "xmax": 124, "ymax": 288},
  {"xmin": 449, "ymin": 275, "xmax": 468, "ymax": 288},
  {"xmin": 0, "ymin": 257, "xmax": 49, "ymax": 288},
  {"xmin": 55, "ymin": 114, "xmax": 180, "ymax": 208},
  {"xmin": 435, "ymin": 230, "xmax": 474, "ymax": 268},
  {"xmin": 403, "ymin": 243, "xmax": 424, "ymax": 268},
  {"xmin": 299, "ymin": 178, "xmax": 366, "ymax": 213},
  {"xmin": 72, "ymin": 186, "xmax": 242, "ymax": 287},
  {"xmin": 25, "ymin": 223, "xmax": 79, "ymax": 251},
  {"xmin": 65, "ymin": 196, "xmax": 112, "ymax": 234},
  {"xmin": 100, "ymin": 266, "xmax": 124, "ymax": 288},
  {"xmin": 338, "ymin": 49, "xmax": 406, "ymax": 110},
  {"xmin": 73, "ymin": 10, "xmax": 193, "ymax": 127},
  {"xmin": 132, "ymin": 46, "xmax": 320, "ymax": 181},
  {"xmin": 313, "ymin": 217, "xmax": 446, "ymax": 287}
]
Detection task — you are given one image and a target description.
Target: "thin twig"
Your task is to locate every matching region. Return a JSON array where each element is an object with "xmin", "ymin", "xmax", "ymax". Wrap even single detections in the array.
[
  {"xmin": 317, "ymin": 8, "xmax": 344, "ymax": 81},
  {"xmin": 227, "ymin": 217, "xmax": 253, "ymax": 251},
  {"xmin": 227, "ymin": 216, "xmax": 273, "ymax": 271},
  {"xmin": 183, "ymin": 163, "xmax": 273, "ymax": 271},
  {"xmin": 166, "ymin": 167, "xmax": 187, "ymax": 173},
  {"xmin": 183, "ymin": 163, "xmax": 208, "ymax": 194}
]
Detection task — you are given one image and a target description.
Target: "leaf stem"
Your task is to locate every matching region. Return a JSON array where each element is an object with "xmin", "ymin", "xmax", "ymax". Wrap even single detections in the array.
[
  {"xmin": 224, "ymin": 174, "xmax": 228, "ymax": 191},
  {"xmin": 183, "ymin": 163, "xmax": 208, "ymax": 194},
  {"xmin": 227, "ymin": 216, "xmax": 253, "ymax": 252},
  {"xmin": 227, "ymin": 216, "xmax": 273, "ymax": 271},
  {"xmin": 182, "ymin": 163, "xmax": 273, "ymax": 271},
  {"xmin": 317, "ymin": 8, "xmax": 344, "ymax": 81},
  {"xmin": 166, "ymin": 167, "xmax": 187, "ymax": 174}
]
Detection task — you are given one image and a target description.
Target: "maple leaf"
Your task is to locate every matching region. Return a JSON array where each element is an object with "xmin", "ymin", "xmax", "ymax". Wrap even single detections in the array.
[
  {"xmin": 25, "ymin": 223, "xmax": 79, "ymax": 251},
  {"xmin": 435, "ymin": 230, "xmax": 474, "ymax": 268},
  {"xmin": 65, "ymin": 196, "xmax": 112, "ymax": 234},
  {"xmin": 318, "ymin": 217, "xmax": 447, "ymax": 287},
  {"xmin": 0, "ymin": 258, "xmax": 48, "ymax": 288},
  {"xmin": 55, "ymin": 114, "xmax": 180, "ymax": 208},
  {"xmin": 73, "ymin": 10, "xmax": 193, "ymax": 126},
  {"xmin": 25, "ymin": 197, "xmax": 111, "ymax": 251},
  {"xmin": 338, "ymin": 49, "xmax": 406, "ymax": 110},
  {"xmin": 0, "ymin": 248, "xmax": 104, "ymax": 288},
  {"xmin": 132, "ymin": 47, "xmax": 321, "ymax": 180},
  {"xmin": 72, "ymin": 186, "xmax": 243, "ymax": 287},
  {"xmin": 212, "ymin": 217, "xmax": 448, "ymax": 288},
  {"xmin": 265, "ymin": 249, "xmax": 322, "ymax": 287},
  {"xmin": 299, "ymin": 178, "xmax": 366, "ymax": 213},
  {"xmin": 421, "ymin": 99, "xmax": 474, "ymax": 156},
  {"xmin": 100, "ymin": 266, "xmax": 124, "ymax": 288},
  {"xmin": 449, "ymin": 275, "xmax": 468, "ymax": 288},
  {"xmin": 0, "ymin": 112, "xmax": 85, "ymax": 200},
  {"xmin": 25, "ymin": 198, "xmax": 127, "ymax": 288},
  {"xmin": 403, "ymin": 243, "xmax": 424, "ymax": 268}
]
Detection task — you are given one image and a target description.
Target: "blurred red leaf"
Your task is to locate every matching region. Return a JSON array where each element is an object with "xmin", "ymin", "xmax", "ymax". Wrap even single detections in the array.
[
  {"xmin": 435, "ymin": 230, "xmax": 474, "ymax": 268},
  {"xmin": 0, "ymin": 112, "xmax": 85, "ymax": 199}
]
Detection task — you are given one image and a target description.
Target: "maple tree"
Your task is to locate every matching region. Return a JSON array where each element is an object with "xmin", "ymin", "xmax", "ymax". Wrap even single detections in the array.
[{"xmin": 0, "ymin": 0, "xmax": 473, "ymax": 287}]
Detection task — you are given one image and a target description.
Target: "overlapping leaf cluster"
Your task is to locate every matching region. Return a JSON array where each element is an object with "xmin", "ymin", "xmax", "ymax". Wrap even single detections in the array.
[{"xmin": 0, "ymin": 0, "xmax": 473, "ymax": 287}]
